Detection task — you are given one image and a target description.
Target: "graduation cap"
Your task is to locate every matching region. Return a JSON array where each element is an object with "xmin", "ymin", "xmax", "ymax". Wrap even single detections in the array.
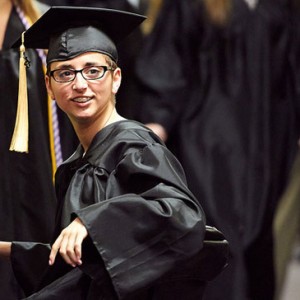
[{"xmin": 10, "ymin": 6, "xmax": 146, "ymax": 153}]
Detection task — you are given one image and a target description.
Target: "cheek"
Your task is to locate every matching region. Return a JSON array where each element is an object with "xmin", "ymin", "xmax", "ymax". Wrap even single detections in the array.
[
  {"xmin": 51, "ymin": 90, "xmax": 72, "ymax": 113},
  {"xmin": 45, "ymin": 78, "xmax": 55, "ymax": 99},
  {"xmin": 53, "ymin": 91, "xmax": 69, "ymax": 112},
  {"xmin": 51, "ymin": 86, "xmax": 70, "ymax": 102},
  {"xmin": 93, "ymin": 81, "xmax": 112, "ymax": 97}
]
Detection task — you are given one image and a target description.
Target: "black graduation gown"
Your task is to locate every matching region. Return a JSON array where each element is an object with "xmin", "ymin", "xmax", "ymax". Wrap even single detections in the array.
[
  {"xmin": 0, "ymin": 3, "xmax": 78, "ymax": 299},
  {"xmin": 134, "ymin": 0, "xmax": 300, "ymax": 299},
  {"xmin": 11, "ymin": 120, "xmax": 208, "ymax": 299},
  {"xmin": 0, "ymin": 6, "xmax": 55, "ymax": 299}
]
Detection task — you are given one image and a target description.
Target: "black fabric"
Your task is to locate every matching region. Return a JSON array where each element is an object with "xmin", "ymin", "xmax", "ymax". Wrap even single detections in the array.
[
  {"xmin": 1, "ymin": 7, "xmax": 55, "ymax": 241},
  {"xmin": 10, "ymin": 120, "xmax": 227, "ymax": 299},
  {"xmin": 134, "ymin": 0, "xmax": 300, "ymax": 299},
  {"xmin": 0, "ymin": 6, "xmax": 55, "ymax": 300},
  {"xmin": 11, "ymin": 242, "xmax": 51, "ymax": 296},
  {"xmin": 12, "ymin": 227, "xmax": 228, "ymax": 300},
  {"xmin": 0, "ymin": 3, "xmax": 78, "ymax": 299},
  {"xmin": 55, "ymin": 120, "xmax": 206, "ymax": 299},
  {"xmin": 12, "ymin": 6, "xmax": 146, "ymax": 64}
]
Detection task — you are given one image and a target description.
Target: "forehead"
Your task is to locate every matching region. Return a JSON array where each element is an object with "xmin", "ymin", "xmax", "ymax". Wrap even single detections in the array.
[{"xmin": 50, "ymin": 52, "xmax": 108, "ymax": 69}]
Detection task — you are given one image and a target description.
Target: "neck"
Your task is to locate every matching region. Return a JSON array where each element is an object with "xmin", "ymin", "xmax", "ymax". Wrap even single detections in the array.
[{"xmin": 73, "ymin": 108, "xmax": 125, "ymax": 152}]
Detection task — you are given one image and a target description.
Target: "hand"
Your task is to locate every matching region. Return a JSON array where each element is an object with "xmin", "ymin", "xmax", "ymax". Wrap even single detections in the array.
[{"xmin": 49, "ymin": 217, "xmax": 88, "ymax": 267}]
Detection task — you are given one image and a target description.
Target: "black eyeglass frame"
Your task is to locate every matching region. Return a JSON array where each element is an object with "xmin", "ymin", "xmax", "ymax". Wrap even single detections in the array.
[{"xmin": 49, "ymin": 65, "xmax": 115, "ymax": 83}]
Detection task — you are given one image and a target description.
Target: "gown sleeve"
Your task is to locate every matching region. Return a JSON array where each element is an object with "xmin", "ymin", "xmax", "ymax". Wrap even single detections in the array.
[
  {"xmin": 11, "ymin": 242, "xmax": 51, "ymax": 296},
  {"xmin": 71, "ymin": 143, "xmax": 206, "ymax": 299}
]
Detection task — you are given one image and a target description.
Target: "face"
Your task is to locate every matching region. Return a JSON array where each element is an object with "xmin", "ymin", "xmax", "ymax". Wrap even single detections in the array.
[{"xmin": 45, "ymin": 52, "xmax": 121, "ymax": 126}]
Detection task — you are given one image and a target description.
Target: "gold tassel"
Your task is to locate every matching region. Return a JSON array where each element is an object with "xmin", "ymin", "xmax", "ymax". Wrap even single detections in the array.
[
  {"xmin": 141, "ymin": 0, "xmax": 163, "ymax": 35},
  {"xmin": 10, "ymin": 32, "xmax": 29, "ymax": 153}
]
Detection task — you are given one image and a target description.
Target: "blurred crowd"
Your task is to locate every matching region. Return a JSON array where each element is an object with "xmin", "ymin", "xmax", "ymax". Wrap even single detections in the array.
[{"xmin": 1, "ymin": 0, "xmax": 300, "ymax": 299}]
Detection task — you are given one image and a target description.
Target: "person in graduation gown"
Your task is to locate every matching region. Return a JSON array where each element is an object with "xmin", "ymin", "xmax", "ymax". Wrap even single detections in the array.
[
  {"xmin": 0, "ymin": 6, "xmax": 229, "ymax": 299},
  {"xmin": 0, "ymin": 1, "xmax": 77, "ymax": 299},
  {"xmin": 134, "ymin": 0, "xmax": 300, "ymax": 299}
]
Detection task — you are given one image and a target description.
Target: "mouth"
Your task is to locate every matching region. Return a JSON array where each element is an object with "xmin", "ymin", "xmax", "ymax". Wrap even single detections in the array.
[{"xmin": 71, "ymin": 97, "xmax": 92, "ymax": 103}]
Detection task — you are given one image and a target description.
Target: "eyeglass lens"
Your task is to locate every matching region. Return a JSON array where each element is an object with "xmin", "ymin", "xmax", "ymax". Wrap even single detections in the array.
[{"xmin": 52, "ymin": 66, "xmax": 108, "ymax": 82}]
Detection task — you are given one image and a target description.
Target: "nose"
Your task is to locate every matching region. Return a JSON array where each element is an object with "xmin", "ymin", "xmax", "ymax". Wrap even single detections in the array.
[{"xmin": 73, "ymin": 72, "xmax": 88, "ymax": 90}]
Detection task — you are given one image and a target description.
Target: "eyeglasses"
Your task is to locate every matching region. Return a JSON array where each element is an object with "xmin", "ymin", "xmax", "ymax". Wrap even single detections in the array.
[{"xmin": 49, "ymin": 66, "xmax": 114, "ymax": 83}]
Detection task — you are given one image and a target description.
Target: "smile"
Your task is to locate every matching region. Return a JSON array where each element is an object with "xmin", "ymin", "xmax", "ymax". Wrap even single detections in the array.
[{"xmin": 71, "ymin": 97, "xmax": 92, "ymax": 103}]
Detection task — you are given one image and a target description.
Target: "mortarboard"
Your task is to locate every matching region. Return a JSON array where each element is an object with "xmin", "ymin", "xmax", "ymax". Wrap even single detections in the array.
[
  {"xmin": 12, "ymin": 6, "xmax": 146, "ymax": 63},
  {"xmin": 10, "ymin": 6, "xmax": 146, "ymax": 153}
]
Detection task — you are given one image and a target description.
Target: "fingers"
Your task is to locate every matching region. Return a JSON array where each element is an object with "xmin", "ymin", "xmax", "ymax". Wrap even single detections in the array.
[
  {"xmin": 74, "ymin": 233, "xmax": 85, "ymax": 265},
  {"xmin": 49, "ymin": 218, "xmax": 88, "ymax": 267},
  {"xmin": 49, "ymin": 235, "xmax": 62, "ymax": 266},
  {"xmin": 59, "ymin": 229, "xmax": 79, "ymax": 267}
]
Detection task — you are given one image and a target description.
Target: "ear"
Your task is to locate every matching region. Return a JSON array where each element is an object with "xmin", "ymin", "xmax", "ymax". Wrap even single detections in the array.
[
  {"xmin": 45, "ymin": 75, "xmax": 55, "ymax": 100},
  {"xmin": 112, "ymin": 68, "xmax": 122, "ymax": 94}
]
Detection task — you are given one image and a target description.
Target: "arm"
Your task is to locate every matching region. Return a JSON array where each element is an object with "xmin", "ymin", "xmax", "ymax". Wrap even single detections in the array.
[
  {"xmin": 72, "ymin": 143, "xmax": 206, "ymax": 298},
  {"xmin": 52, "ymin": 124, "xmax": 206, "ymax": 297}
]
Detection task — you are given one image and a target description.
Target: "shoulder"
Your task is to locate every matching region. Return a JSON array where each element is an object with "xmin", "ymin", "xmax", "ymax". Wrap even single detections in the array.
[
  {"xmin": 56, "ymin": 120, "xmax": 171, "ymax": 174},
  {"xmin": 93, "ymin": 120, "xmax": 165, "ymax": 150},
  {"xmin": 86, "ymin": 120, "xmax": 170, "ymax": 169}
]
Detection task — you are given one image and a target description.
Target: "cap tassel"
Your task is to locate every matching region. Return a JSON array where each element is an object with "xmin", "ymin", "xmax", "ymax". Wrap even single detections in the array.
[{"xmin": 10, "ymin": 32, "xmax": 29, "ymax": 153}]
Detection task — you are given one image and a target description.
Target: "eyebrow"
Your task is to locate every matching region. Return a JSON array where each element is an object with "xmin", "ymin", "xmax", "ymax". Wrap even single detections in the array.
[{"xmin": 55, "ymin": 62, "xmax": 101, "ymax": 69}]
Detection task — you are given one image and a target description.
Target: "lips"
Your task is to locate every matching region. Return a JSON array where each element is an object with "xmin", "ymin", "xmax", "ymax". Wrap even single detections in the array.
[{"xmin": 71, "ymin": 97, "xmax": 92, "ymax": 103}]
